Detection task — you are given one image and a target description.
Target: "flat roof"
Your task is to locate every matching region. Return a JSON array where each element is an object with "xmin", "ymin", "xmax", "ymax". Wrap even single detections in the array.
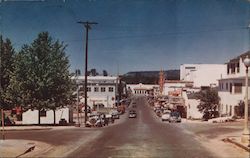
[
  {"xmin": 72, "ymin": 76, "xmax": 117, "ymax": 80},
  {"xmin": 165, "ymin": 80, "xmax": 193, "ymax": 83}
]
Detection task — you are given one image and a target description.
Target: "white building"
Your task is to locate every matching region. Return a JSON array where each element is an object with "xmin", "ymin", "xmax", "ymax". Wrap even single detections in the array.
[
  {"xmin": 218, "ymin": 51, "xmax": 250, "ymax": 117},
  {"xmin": 72, "ymin": 76, "xmax": 118, "ymax": 108},
  {"xmin": 127, "ymin": 83, "xmax": 159, "ymax": 96},
  {"xmin": 22, "ymin": 108, "xmax": 72, "ymax": 124},
  {"xmin": 164, "ymin": 80, "xmax": 193, "ymax": 96},
  {"xmin": 180, "ymin": 64, "xmax": 227, "ymax": 88},
  {"xmin": 182, "ymin": 91, "xmax": 203, "ymax": 119}
]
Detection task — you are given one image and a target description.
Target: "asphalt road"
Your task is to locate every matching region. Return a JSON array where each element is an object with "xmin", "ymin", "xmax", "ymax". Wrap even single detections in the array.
[
  {"xmin": 6, "ymin": 96, "xmax": 247, "ymax": 158},
  {"xmin": 69, "ymin": 96, "xmax": 216, "ymax": 158}
]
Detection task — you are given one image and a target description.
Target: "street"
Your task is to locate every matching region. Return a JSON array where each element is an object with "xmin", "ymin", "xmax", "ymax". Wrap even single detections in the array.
[{"xmin": 6, "ymin": 96, "xmax": 248, "ymax": 158}]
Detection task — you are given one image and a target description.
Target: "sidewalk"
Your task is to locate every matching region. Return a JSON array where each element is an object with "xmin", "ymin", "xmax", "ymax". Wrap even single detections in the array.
[
  {"xmin": 0, "ymin": 125, "xmax": 77, "ymax": 131},
  {"xmin": 0, "ymin": 139, "xmax": 52, "ymax": 157},
  {"xmin": 222, "ymin": 132, "xmax": 250, "ymax": 152}
]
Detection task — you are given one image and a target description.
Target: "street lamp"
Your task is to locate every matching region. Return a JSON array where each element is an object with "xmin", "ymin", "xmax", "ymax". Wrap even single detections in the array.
[{"xmin": 242, "ymin": 55, "xmax": 250, "ymax": 143}]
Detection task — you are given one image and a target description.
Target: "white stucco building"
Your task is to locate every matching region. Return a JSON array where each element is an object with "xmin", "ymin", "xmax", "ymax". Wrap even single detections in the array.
[
  {"xmin": 180, "ymin": 64, "xmax": 227, "ymax": 88},
  {"xmin": 72, "ymin": 76, "xmax": 118, "ymax": 108},
  {"xmin": 127, "ymin": 83, "xmax": 159, "ymax": 96},
  {"xmin": 163, "ymin": 80, "xmax": 193, "ymax": 96},
  {"xmin": 218, "ymin": 51, "xmax": 250, "ymax": 117}
]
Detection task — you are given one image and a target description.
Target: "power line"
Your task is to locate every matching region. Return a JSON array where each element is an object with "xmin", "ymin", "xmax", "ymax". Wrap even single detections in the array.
[{"xmin": 63, "ymin": 26, "xmax": 247, "ymax": 43}]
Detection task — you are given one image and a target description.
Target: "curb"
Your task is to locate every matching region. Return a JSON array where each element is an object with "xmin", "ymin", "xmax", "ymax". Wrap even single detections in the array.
[
  {"xmin": 0, "ymin": 128, "xmax": 52, "ymax": 131},
  {"xmin": 223, "ymin": 138, "xmax": 250, "ymax": 152}
]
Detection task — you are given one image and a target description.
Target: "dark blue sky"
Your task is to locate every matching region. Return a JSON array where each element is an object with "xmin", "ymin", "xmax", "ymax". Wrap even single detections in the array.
[{"xmin": 1, "ymin": 0, "xmax": 249, "ymax": 74}]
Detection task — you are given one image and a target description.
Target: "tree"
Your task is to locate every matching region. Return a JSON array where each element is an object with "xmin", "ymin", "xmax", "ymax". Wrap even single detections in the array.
[
  {"xmin": 103, "ymin": 70, "xmax": 108, "ymax": 76},
  {"xmin": 7, "ymin": 32, "xmax": 73, "ymax": 124},
  {"xmin": 88, "ymin": 68, "xmax": 99, "ymax": 76},
  {"xmin": 197, "ymin": 88, "xmax": 220, "ymax": 119},
  {"xmin": 0, "ymin": 36, "xmax": 15, "ymax": 110}
]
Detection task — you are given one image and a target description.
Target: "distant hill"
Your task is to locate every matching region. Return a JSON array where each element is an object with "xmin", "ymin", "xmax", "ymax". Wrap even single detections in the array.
[{"xmin": 121, "ymin": 70, "xmax": 180, "ymax": 84}]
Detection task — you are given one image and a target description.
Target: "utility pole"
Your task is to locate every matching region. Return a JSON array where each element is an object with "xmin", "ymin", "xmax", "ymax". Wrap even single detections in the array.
[{"xmin": 77, "ymin": 21, "xmax": 97, "ymax": 126}]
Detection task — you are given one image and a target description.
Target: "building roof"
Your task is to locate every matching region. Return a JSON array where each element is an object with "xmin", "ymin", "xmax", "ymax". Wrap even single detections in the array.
[
  {"xmin": 72, "ymin": 76, "xmax": 117, "ymax": 80},
  {"xmin": 227, "ymin": 51, "xmax": 250, "ymax": 64},
  {"xmin": 165, "ymin": 80, "xmax": 193, "ymax": 84}
]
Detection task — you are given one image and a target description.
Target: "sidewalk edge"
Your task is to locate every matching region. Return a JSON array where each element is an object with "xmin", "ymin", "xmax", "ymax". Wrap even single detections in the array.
[{"xmin": 223, "ymin": 138, "xmax": 250, "ymax": 152}]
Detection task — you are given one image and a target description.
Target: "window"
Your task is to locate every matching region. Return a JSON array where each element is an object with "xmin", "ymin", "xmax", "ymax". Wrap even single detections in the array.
[
  {"xmin": 94, "ymin": 87, "xmax": 99, "ymax": 92},
  {"xmin": 237, "ymin": 62, "xmax": 240, "ymax": 73},
  {"xmin": 87, "ymin": 87, "xmax": 91, "ymax": 92},
  {"xmin": 101, "ymin": 87, "xmax": 106, "ymax": 92},
  {"xmin": 226, "ymin": 83, "xmax": 228, "ymax": 90},
  {"xmin": 231, "ymin": 64, "xmax": 235, "ymax": 74},
  {"xmin": 229, "ymin": 83, "xmax": 232, "ymax": 93},
  {"xmin": 234, "ymin": 83, "xmax": 242, "ymax": 94},
  {"xmin": 40, "ymin": 110, "xmax": 46, "ymax": 117},
  {"xmin": 109, "ymin": 87, "xmax": 114, "ymax": 92},
  {"xmin": 185, "ymin": 67, "xmax": 196, "ymax": 70},
  {"xmin": 227, "ymin": 64, "xmax": 230, "ymax": 74}
]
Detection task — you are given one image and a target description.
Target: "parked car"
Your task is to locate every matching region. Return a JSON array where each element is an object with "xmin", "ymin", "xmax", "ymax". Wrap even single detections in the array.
[
  {"xmin": 169, "ymin": 111, "xmax": 181, "ymax": 123},
  {"xmin": 86, "ymin": 114, "xmax": 105, "ymax": 127},
  {"xmin": 155, "ymin": 109, "xmax": 162, "ymax": 117},
  {"xmin": 129, "ymin": 110, "xmax": 137, "ymax": 118},
  {"xmin": 59, "ymin": 118, "xmax": 68, "ymax": 125},
  {"xmin": 161, "ymin": 110, "xmax": 171, "ymax": 121},
  {"xmin": 111, "ymin": 111, "xmax": 120, "ymax": 119}
]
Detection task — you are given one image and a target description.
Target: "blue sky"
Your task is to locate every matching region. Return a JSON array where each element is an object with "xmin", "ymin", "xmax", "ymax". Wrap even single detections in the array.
[{"xmin": 0, "ymin": 0, "xmax": 249, "ymax": 75}]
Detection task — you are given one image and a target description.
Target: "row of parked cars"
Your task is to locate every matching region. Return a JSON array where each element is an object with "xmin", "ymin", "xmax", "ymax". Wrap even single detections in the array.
[
  {"xmin": 85, "ymin": 108, "xmax": 124, "ymax": 127},
  {"xmin": 154, "ymin": 107, "xmax": 181, "ymax": 123}
]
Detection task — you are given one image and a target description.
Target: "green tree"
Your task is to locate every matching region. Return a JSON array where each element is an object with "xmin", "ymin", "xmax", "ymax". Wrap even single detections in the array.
[
  {"xmin": 8, "ymin": 32, "xmax": 73, "ymax": 124},
  {"xmin": 197, "ymin": 88, "xmax": 220, "ymax": 119},
  {"xmin": 103, "ymin": 70, "xmax": 108, "ymax": 76},
  {"xmin": 0, "ymin": 36, "xmax": 15, "ymax": 110}
]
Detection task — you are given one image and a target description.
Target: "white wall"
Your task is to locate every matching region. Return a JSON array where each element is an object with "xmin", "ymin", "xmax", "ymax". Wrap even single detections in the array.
[
  {"xmin": 218, "ymin": 78, "xmax": 250, "ymax": 116},
  {"xmin": 186, "ymin": 99, "xmax": 203, "ymax": 119},
  {"xmin": 86, "ymin": 85, "xmax": 116, "ymax": 108},
  {"xmin": 22, "ymin": 108, "xmax": 70, "ymax": 124},
  {"xmin": 163, "ymin": 82, "xmax": 186, "ymax": 95},
  {"xmin": 22, "ymin": 109, "xmax": 39, "ymax": 124},
  {"xmin": 180, "ymin": 64, "xmax": 227, "ymax": 88},
  {"xmin": 182, "ymin": 91, "xmax": 203, "ymax": 119},
  {"xmin": 73, "ymin": 76, "xmax": 117, "ymax": 108}
]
